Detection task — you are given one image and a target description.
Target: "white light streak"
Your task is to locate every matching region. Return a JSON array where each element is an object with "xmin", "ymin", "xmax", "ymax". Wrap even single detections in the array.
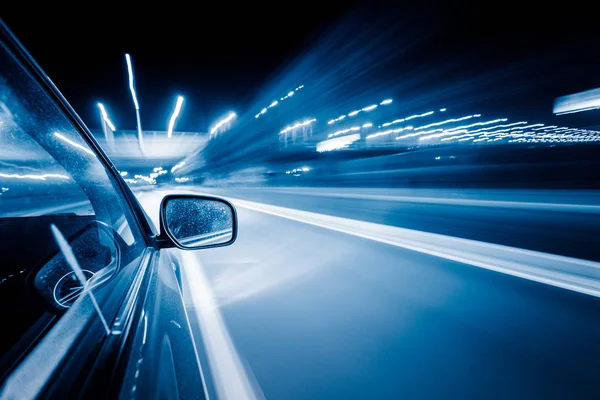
[
  {"xmin": 210, "ymin": 112, "xmax": 237, "ymax": 135},
  {"xmin": 280, "ymin": 118, "xmax": 316, "ymax": 134},
  {"xmin": 125, "ymin": 54, "xmax": 139, "ymax": 110},
  {"xmin": 97, "ymin": 103, "xmax": 116, "ymax": 131},
  {"xmin": 0, "ymin": 172, "xmax": 70, "ymax": 181},
  {"xmin": 171, "ymin": 161, "xmax": 186, "ymax": 173},
  {"xmin": 167, "ymin": 96, "xmax": 184, "ymax": 138},
  {"xmin": 54, "ymin": 132, "xmax": 95, "ymax": 156}
]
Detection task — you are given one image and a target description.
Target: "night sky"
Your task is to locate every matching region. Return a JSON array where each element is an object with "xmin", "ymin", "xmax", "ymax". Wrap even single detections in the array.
[{"xmin": 2, "ymin": 0, "xmax": 600, "ymax": 132}]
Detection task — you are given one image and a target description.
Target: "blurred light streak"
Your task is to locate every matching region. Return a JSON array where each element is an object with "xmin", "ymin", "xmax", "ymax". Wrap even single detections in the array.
[
  {"xmin": 286, "ymin": 167, "xmax": 310, "ymax": 174},
  {"xmin": 171, "ymin": 161, "xmax": 186, "ymax": 173},
  {"xmin": 367, "ymin": 126, "xmax": 413, "ymax": 139},
  {"xmin": 414, "ymin": 114, "xmax": 479, "ymax": 131},
  {"xmin": 0, "ymin": 172, "xmax": 70, "ymax": 181},
  {"xmin": 210, "ymin": 112, "xmax": 237, "ymax": 135},
  {"xmin": 280, "ymin": 118, "xmax": 316, "ymax": 134},
  {"xmin": 328, "ymin": 98, "xmax": 393, "ymax": 126},
  {"xmin": 54, "ymin": 132, "xmax": 95, "ymax": 156},
  {"xmin": 125, "ymin": 54, "xmax": 139, "ymax": 110},
  {"xmin": 97, "ymin": 103, "xmax": 116, "ymax": 131},
  {"xmin": 381, "ymin": 111, "xmax": 435, "ymax": 128},
  {"xmin": 317, "ymin": 133, "xmax": 360, "ymax": 152},
  {"xmin": 328, "ymin": 125, "xmax": 362, "ymax": 138},
  {"xmin": 125, "ymin": 53, "xmax": 145, "ymax": 153},
  {"xmin": 419, "ymin": 118, "xmax": 508, "ymax": 140},
  {"xmin": 255, "ymin": 85, "xmax": 304, "ymax": 118},
  {"xmin": 167, "ymin": 96, "xmax": 184, "ymax": 138}
]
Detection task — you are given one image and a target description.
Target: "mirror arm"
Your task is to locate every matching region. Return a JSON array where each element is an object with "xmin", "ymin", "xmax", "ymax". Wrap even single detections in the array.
[{"xmin": 152, "ymin": 232, "xmax": 177, "ymax": 249}]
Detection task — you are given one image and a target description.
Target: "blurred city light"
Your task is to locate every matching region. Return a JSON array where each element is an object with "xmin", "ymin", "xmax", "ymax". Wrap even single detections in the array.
[
  {"xmin": 327, "ymin": 98, "xmax": 394, "ymax": 126},
  {"xmin": 125, "ymin": 53, "xmax": 145, "ymax": 153},
  {"xmin": 0, "ymin": 172, "xmax": 70, "ymax": 181},
  {"xmin": 171, "ymin": 161, "xmax": 185, "ymax": 173},
  {"xmin": 210, "ymin": 112, "xmax": 237, "ymax": 135},
  {"xmin": 280, "ymin": 118, "xmax": 316, "ymax": 134},
  {"xmin": 167, "ymin": 96, "xmax": 184, "ymax": 138},
  {"xmin": 255, "ymin": 85, "xmax": 304, "ymax": 118},
  {"xmin": 317, "ymin": 133, "xmax": 360, "ymax": 152},
  {"xmin": 97, "ymin": 103, "xmax": 116, "ymax": 131}
]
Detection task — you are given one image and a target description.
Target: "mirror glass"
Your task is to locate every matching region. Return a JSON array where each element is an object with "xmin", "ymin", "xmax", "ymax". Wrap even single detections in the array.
[{"xmin": 164, "ymin": 197, "xmax": 234, "ymax": 248}]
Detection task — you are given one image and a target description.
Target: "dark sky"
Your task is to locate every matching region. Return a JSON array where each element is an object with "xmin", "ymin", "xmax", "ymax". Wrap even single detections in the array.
[
  {"xmin": 1, "ymin": 2, "xmax": 354, "ymax": 131},
  {"xmin": 3, "ymin": 1, "xmax": 600, "ymax": 132}
]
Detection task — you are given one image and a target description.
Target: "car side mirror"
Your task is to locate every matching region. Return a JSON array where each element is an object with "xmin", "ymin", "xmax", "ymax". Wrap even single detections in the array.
[{"xmin": 157, "ymin": 194, "xmax": 238, "ymax": 250}]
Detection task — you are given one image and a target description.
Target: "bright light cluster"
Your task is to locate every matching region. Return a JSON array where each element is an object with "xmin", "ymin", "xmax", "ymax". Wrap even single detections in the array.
[
  {"xmin": 134, "ymin": 174, "xmax": 156, "ymax": 185},
  {"xmin": 327, "ymin": 98, "xmax": 393, "ymax": 125},
  {"xmin": 280, "ymin": 118, "xmax": 316, "ymax": 134},
  {"xmin": 150, "ymin": 166, "xmax": 168, "ymax": 179},
  {"xmin": 285, "ymin": 167, "xmax": 310, "ymax": 174},
  {"xmin": 315, "ymin": 102, "xmax": 600, "ymax": 153},
  {"xmin": 388, "ymin": 114, "xmax": 600, "ymax": 144},
  {"xmin": 317, "ymin": 133, "xmax": 361, "ymax": 152},
  {"xmin": 255, "ymin": 85, "xmax": 304, "ymax": 119}
]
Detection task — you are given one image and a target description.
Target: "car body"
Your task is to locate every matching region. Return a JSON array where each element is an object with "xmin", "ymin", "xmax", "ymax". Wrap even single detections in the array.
[{"xmin": 0, "ymin": 19, "xmax": 234, "ymax": 399}]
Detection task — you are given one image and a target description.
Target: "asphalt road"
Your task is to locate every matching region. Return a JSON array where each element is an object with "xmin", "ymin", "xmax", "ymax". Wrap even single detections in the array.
[
  {"xmin": 137, "ymin": 187, "xmax": 600, "ymax": 399},
  {"xmin": 194, "ymin": 187, "xmax": 600, "ymax": 262}
]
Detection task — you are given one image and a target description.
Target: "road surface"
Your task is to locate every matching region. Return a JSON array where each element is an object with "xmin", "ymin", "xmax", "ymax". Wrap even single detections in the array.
[{"xmin": 137, "ymin": 186, "xmax": 600, "ymax": 399}]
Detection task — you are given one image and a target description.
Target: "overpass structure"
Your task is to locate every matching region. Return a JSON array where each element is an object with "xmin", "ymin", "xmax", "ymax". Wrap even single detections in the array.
[{"xmin": 90, "ymin": 129, "xmax": 207, "ymax": 172}]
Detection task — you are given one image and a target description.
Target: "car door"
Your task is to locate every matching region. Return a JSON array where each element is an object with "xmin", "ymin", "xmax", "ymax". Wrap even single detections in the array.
[{"xmin": 0, "ymin": 20, "xmax": 208, "ymax": 399}]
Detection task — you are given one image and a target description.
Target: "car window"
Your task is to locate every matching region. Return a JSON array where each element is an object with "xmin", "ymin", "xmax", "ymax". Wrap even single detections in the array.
[{"xmin": 0, "ymin": 38, "xmax": 146, "ymax": 377}]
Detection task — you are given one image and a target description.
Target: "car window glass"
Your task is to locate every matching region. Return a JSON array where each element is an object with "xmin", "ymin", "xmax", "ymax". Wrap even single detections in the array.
[{"xmin": 0, "ymin": 38, "xmax": 146, "ymax": 377}]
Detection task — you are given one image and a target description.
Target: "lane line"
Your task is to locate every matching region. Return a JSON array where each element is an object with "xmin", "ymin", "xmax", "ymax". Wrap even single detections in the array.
[
  {"xmin": 137, "ymin": 191, "xmax": 261, "ymax": 400},
  {"xmin": 233, "ymin": 189, "xmax": 600, "ymax": 214},
  {"xmin": 179, "ymin": 252, "xmax": 261, "ymax": 400},
  {"xmin": 220, "ymin": 196, "xmax": 600, "ymax": 298}
]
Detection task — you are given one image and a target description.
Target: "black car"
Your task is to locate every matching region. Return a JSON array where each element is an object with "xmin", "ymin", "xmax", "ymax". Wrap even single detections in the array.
[{"xmin": 0, "ymin": 19, "xmax": 236, "ymax": 399}]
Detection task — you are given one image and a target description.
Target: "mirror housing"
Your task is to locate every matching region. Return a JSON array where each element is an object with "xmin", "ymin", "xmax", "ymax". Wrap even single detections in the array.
[{"xmin": 156, "ymin": 194, "xmax": 238, "ymax": 250}]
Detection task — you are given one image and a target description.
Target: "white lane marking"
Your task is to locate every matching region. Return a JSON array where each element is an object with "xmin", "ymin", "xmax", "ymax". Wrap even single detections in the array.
[
  {"xmin": 136, "ymin": 191, "xmax": 261, "ymax": 400},
  {"xmin": 238, "ymin": 189, "xmax": 600, "ymax": 214},
  {"xmin": 222, "ymin": 196, "xmax": 600, "ymax": 298},
  {"xmin": 180, "ymin": 251, "xmax": 261, "ymax": 400}
]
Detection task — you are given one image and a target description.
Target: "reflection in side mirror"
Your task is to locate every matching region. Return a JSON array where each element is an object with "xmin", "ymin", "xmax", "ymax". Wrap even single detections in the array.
[{"xmin": 161, "ymin": 195, "xmax": 237, "ymax": 250}]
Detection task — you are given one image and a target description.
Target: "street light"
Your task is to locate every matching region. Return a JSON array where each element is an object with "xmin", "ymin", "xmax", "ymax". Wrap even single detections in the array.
[
  {"xmin": 167, "ymin": 96, "xmax": 184, "ymax": 138},
  {"xmin": 97, "ymin": 103, "xmax": 116, "ymax": 151},
  {"xmin": 125, "ymin": 53, "xmax": 145, "ymax": 154}
]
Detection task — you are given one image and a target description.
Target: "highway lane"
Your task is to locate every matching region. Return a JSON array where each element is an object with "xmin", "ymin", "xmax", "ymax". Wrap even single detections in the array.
[
  {"xmin": 138, "ymin": 188, "xmax": 600, "ymax": 399},
  {"xmin": 193, "ymin": 186, "xmax": 600, "ymax": 262}
]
